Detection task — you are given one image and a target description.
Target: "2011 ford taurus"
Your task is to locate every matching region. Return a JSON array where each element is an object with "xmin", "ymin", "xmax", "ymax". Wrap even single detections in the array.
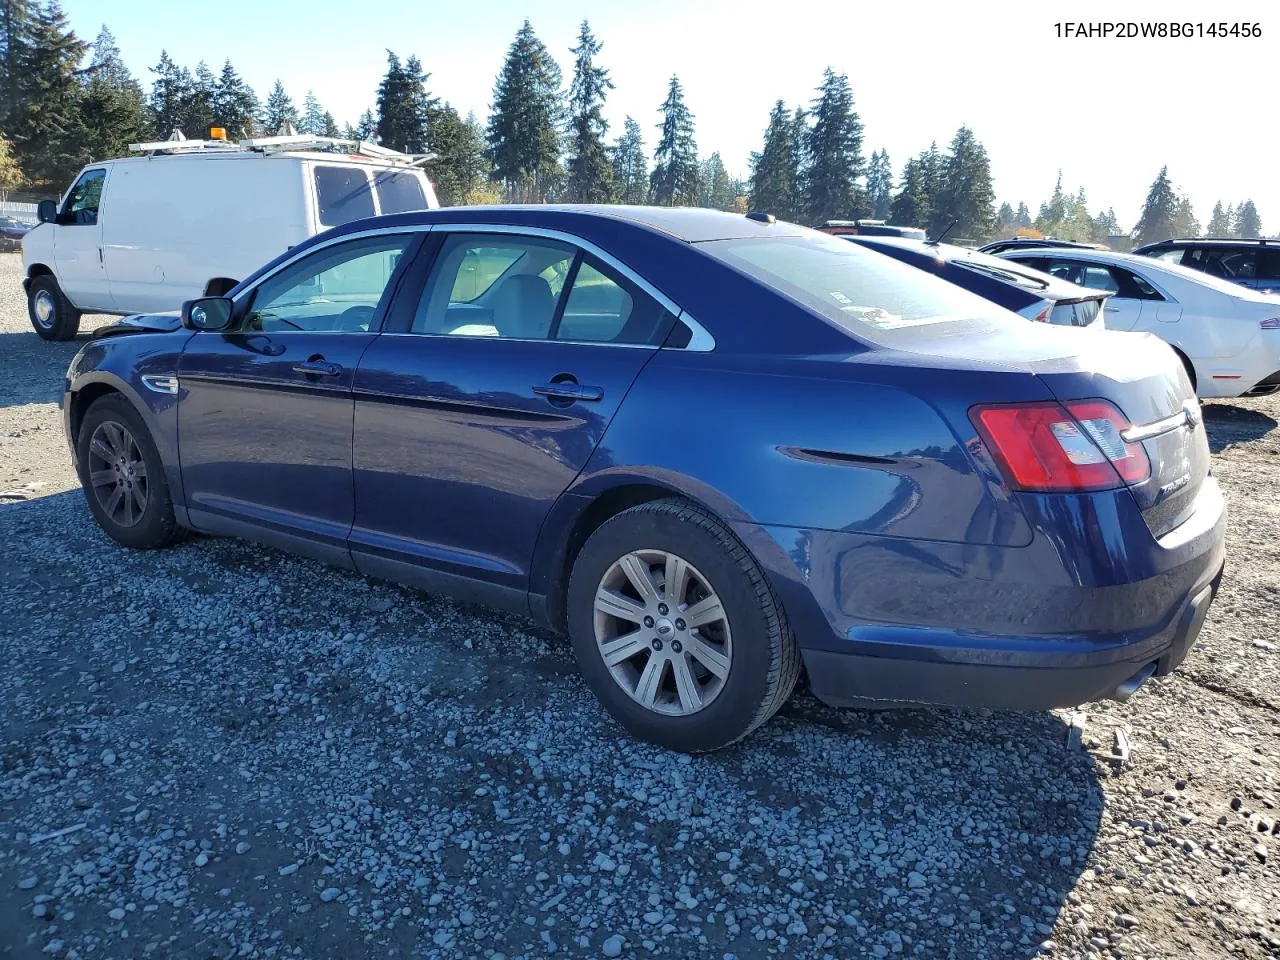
[{"xmin": 60, "ymin": 206, "xmax": 1226, "ymax": 752}]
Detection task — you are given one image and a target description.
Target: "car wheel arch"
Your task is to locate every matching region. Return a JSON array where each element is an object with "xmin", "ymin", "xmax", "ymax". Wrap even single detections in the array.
[{"xmin": 26, "ymin": 262, "xmax": 53, "ymax": 280}]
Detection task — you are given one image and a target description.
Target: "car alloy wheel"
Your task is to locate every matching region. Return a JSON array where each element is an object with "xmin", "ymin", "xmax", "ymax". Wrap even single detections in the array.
[
  {"xmin": 32, "ymin": 288, "xmax": 56, "ymax": 330},
  {"xmin": 593, "ymin": 549, "xmax": 732, "ymax": 716},
  {"xmin": 86, "ymin": 420, "xmax": 149, "ymax": 527}
]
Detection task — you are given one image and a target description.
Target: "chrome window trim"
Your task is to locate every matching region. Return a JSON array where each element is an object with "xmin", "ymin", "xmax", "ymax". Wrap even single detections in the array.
[{"xmin": 230, "ymin": 220, "xmax": 717, "ymax": 352}]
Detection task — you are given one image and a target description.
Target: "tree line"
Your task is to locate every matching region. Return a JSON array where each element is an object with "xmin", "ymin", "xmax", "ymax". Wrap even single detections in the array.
[{"xmin": 0, "ymin": 3, "xmax": 1267, "ymax": 243}]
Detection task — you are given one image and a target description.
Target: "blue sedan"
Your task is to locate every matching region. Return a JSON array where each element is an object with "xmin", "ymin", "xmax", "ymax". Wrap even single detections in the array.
[{"xmin": 61, "ymin": 206, "xmax": 1225, "ymax": 751}]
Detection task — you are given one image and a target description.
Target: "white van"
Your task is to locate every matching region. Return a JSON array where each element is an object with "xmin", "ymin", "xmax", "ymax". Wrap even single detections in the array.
[{"xmin": 22, "ymin": 134, "xmax": 439, "ymax": 340}]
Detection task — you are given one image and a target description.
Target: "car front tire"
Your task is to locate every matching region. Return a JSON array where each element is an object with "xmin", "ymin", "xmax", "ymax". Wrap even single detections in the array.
[
  {"xmin": 567, "ymin": 498, "xmax": 801, "ymax": 752},
  {"xmin": 76, "ymin": 394, "xmax": 185, "ymax": 550},
  {"xmin": 27, "ymin": 275, "xmax": 81, "ymax": 341}
]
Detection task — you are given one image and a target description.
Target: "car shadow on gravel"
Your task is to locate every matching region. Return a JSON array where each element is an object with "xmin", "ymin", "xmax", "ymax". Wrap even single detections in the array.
[
  {"xmin": 0, "ymin": 491, "xmax": 1111, "ymax": 960},
  {"xmin": 1200, "ymin": 401, "xmax": 1278, "ymax": 453},
  {"xmin": 0, "ymin": 329, "xmax": 104, "ymax": 408}
]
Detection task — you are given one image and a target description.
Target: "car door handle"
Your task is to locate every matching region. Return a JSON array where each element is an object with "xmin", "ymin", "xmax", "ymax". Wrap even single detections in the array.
[
  {"xmin": 533, "ymin": 382, "xmax": 604, "ymax": 402},
  {"xmin": 292, "ymin": 360, "xmax": 342, "ymax": 377}
]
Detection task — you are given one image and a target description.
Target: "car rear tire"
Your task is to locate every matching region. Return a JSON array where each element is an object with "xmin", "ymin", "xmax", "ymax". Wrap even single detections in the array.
[
  {"xmin": 566, "ymin": 498, "xmax": 800, "ymax": 752},
  {"xmin": 76, "ymin": 394, "xmax": 185, "ymax": 550},
  {"xmin": 27, "ymin": 275, "xmax": 81, "ymax": 341}
]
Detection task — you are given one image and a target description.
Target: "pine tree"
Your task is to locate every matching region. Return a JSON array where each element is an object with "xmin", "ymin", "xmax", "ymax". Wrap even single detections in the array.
[
  {"xmin": 1234, "ymin": 200, "xmax": 1262, "ymax": 239},
  {"xmin": 564, "ymin": 20, "xmax": 615, "ymax": 203},
  {"xmin": 81, "ymin": 25, "xmax": 148, "ymax": 161},
  {"xmin": 1171, "ymin": 194, "xmax": 1199, "ymax": 238},
  {"xmin": 423, "ymin": 101, "xmax": 487, "ymax": 204},
  {"xmin": 355, "ymin": 109, "xmax": 376, "ymax": 142},
  {"xmin": 0, "ymin": 0, "xmax": 38, "ymax": 133},
  {"xmin": 263, "ymin": 79, "xmax": 296, "ymax": 134},
  {"xmin": 610, "ymin": 116, "xmax": 647, "ymax": 204},
  {"xmin": 698, "ymin": 152, "xmax": 735, "ymax": 210},
  {"xmin": 650, "ymin": 74, "xmax": 698, "ymax": 206},
  {"xmin": 1092, "ymin": 207, "xmax": 1119, "ymax": 240},
  {"xmin": 322, "ymin": 112, "xmax": 339, "ymax": 137},
  {"xmin": 487, "ymin": 20, "xmax": 564, "ymax": 202},
  {"xmin": 1132, "ymin": 166, "xmax": 1178, "ymax": 245},
  {"xmin": 0, "ymin": 131, "xmax": 24, "ymax": 200},
  {"xmin": 802, "ymin": 68, "xmax": 865, "ymax": 224},
  {"xmin": 1206, "ymin": 200, "xmax": 1230, "ymax": 236},
  {"xmin": 9, "ymin": 1, "xmax": 85, "ymax": 185},
  {"xmin": 888, "ymin": 157, "xmax": 928, "ymax": 227},
  {"xmin": 148, "ymin": 51, "xmax": 189, "ymax": 138},
  {"xmin": 748, "ymin": 100, "xmax": 801, "ymax": 222},
  {"xmin": 299, "ymin": 90, "xmax": 327, "ymax": 136},
  {"xmin": 214, "ymin": 60, "xmax": 258, "ymax": 139},
  {"xmin": 936, "ymin": 126, "xmax": 995, "ymax": 241},
  {"xmin": 866, "ymin": 148, "xmax": 893, "ymax": 220},
  {"xmin": 184, "ymin": 61, "xmax": 219, "ymax": 139},
  {"xmin": 1014, "ymin": 202, "xmax": 1032, "ymax": 229}
]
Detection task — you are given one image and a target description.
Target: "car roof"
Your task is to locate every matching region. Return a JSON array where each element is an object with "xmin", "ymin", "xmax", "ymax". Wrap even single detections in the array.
[
  {"xmin": 1138, "ymin": 237, "xmax": 1271, "ymax": 247},
  {"xmin": 325, "ymin": 205, "xmax": 813, "ymax": 245}
]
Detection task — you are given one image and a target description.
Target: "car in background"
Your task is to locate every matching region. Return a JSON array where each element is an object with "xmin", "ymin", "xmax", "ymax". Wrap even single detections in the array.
[
  {"xmin": 845, "ymin": 235, "xmax": 1108, "ymax": 328},
  {"xmin": 816, "ymin": 219, "xmax": 927, "ymax": 241},
  {"xmin": 979, "ymin": 238, "xmax": 1106, "ymax": 256},
  {"xmin": 59, "ymin": 206, "xmax": 1223, "ymax": 751},
  {"xmin": 0, "ymin": 215, "xmax": 32, "ymax": 251},
  {"xmin": 998, "ymin": 246, "xmax": 1280, "ymax": 397},
  {"xmin": 1132, "ymin": 238, "xmax": 1280, "ymax": 294}
]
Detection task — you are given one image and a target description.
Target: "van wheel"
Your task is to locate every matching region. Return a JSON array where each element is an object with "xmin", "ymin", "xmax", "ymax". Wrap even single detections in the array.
[
  {"xmin": 28, "ymin": 275, "xmax": 81, "ymax": 341},
  {"xmin": 566, "ymin": 499, "xmax": 801, "ymax": 752}
]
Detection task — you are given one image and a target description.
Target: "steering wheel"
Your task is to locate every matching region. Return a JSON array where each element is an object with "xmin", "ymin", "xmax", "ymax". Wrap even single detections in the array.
[{"xmin": 336, "ymin": 305, "xmax": 376, "ymax": 332}]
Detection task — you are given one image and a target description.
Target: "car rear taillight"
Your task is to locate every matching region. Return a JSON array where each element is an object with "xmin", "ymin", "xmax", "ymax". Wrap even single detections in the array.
[
  {"xmin": 970, "ymin": 399, "xmax": 1151, "ymax": 492},
  {"xmin": 1032, "ymin": 305, "xmax": 1052, "ymax": 323},
  {"xmin": 1261, "ymin": 317, "xmax": 1280, "ymax": 330}
]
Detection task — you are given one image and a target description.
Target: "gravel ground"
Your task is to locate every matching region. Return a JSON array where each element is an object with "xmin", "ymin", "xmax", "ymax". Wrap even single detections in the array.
[{"xmin": 1, "ymin": 250, "xmax": 1279, "ymax": 960}]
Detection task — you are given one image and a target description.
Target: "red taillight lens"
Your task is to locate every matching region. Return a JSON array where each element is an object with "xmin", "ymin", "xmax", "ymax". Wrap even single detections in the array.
[{"xmin": 970, "ymin": 400, "xmax": 1151, "ymax": 492}]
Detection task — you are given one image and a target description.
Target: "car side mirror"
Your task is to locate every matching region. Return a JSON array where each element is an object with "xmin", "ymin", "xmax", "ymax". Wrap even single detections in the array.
[
  {"xmin": 36, "ymin": 200, "xmax": 57, "ymax": 224},
  {"xmin": 181, "ymin": 296, "xmax": 234, "ymax": 331}
]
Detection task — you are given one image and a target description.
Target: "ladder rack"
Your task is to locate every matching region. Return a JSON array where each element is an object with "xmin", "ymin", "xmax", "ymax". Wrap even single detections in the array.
[{"xmin": 128, "ymin": 130, "xmax": 434, "ymax": 165}]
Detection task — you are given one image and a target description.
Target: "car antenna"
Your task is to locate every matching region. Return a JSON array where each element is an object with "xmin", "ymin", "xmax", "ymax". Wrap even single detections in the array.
[{"xmin": 928, "ymin": 219, "xmax": 958, "ymax": 246}]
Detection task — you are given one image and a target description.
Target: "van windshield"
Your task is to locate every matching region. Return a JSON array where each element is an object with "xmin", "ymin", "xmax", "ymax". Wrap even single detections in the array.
[
  {"xmin": 314, "ymin": 166, "xmax": 375, "ymax": 227},
  {"xmin": 374, "ymin": 171, "xmax": 428, "ymax": 215}
]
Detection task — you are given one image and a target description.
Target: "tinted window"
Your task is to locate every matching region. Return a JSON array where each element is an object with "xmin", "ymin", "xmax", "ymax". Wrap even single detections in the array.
[
  {"xmin": 314, "ymin": 166, "xmax": 375, "ymax": 227},
  {"xmin": 1260, "ymin": 249, "xmax": 1280, "ymax": 282},
  {"xmin": 1149, "ymin": 247, "xmax": 1187, "ymax": 264},
  {"xmin": 1082, "ymin": 266, "xmax": 1120, "ymax": 293},
  {"xmin": 62, "ymin": 169, "xmax": 106, "ymax": 226},
  {"xmin": 413, "ymin": 234, "xmax": 575, "ymax": 338},
  {"xmin": 1185, "ymin": 246, "xmax": 1258, "ymax": 281},
  {"xmin": 556, "ymin": 258, "xmax": 669, "ymax": 345},
  {"xmin": 1113, "ymin": 266, "xmax": 1163, "ymax": 300},
  {"xmin": 703, "ymin": 233, "xmax": 1016, "ymax": 344},
  {"xmin": 244, "ymin": 234, "xmax": 412, "ymax": 333},
  {"xmin": 373, "ymin": 171, "xmax": 427, "ymax": 215}
]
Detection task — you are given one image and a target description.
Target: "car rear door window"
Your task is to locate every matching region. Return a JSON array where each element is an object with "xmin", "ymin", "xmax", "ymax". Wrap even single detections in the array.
[
  {"xmin": 1081, "ymin": 266, "xmax": 1120, "ymax": 293},
  {"xmin": 314, "ymin": 166, "xmax": 376, "ymax": 227},
  {"xmin": 412, "ymin": 234, "xmax": 576, "ymax": 338},
  {"xmin": 373, "ymin": 171, "xmax": 427, "ymax": 215}
]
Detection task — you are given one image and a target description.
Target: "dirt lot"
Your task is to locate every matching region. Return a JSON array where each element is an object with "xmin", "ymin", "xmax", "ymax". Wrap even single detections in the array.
[{"xmin": 1, "ymin": 250, "xmax": 1279, "ymax": 960}]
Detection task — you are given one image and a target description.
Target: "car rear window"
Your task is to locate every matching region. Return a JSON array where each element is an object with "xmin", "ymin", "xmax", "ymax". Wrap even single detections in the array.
[
  {"xmin": 701, "ymin": 233, "xmax": 1017, "ymax": 344},
  {"xmin": 373, "ymin": 171, "xmax": 428, "ymax": 215},
  {"xmin": 314, "ymin": 166, "xmax": 375, "ymax": 227}
]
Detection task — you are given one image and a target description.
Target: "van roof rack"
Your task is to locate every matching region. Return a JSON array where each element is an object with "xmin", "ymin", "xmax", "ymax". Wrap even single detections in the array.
[{"xmin": 128, "ymin": 129, "xmax": 434, "ymax": 166}]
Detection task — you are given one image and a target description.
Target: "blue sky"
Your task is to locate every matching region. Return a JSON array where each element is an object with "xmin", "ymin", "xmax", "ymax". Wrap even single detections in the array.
[{"xmin": 66, "ymin": 0, "xmax": 1276, "ymax": 231}]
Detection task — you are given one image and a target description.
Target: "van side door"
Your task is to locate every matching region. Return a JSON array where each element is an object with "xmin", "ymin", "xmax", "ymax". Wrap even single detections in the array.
[{"xmin": 53, "ymin": 167, "xmax": 113, "ymax": 311}]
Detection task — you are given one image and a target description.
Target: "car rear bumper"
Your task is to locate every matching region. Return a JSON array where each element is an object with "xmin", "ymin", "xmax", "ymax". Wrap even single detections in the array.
[
  {"xmin": 738, "ymin": 476, "xmax": 1227, "ymax": 711},
  {"xmin": 801, "ymin": 568, "xmax": 1220, "ymax": 709}
]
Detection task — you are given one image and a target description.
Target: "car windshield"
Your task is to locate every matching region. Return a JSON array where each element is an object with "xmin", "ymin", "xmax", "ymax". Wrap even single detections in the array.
[{"xmin": 701, "ymin": 232, "xmax": 1022, "ymax": 344}]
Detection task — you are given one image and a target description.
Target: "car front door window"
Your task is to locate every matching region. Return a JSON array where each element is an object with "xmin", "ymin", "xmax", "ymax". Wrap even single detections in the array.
[{"xmin": 243, "ymin": 235, "xmax": 413, "ymax": 334}]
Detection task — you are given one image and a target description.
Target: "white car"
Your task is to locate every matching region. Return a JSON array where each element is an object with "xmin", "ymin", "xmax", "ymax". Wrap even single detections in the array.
[
  {"xmin": 22, "ymin": 133, "xmax": 438, "ymax": 341},
  {"xmin": 998, "ymin": 247, "xmax": 1280, "ymax": 398}
]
